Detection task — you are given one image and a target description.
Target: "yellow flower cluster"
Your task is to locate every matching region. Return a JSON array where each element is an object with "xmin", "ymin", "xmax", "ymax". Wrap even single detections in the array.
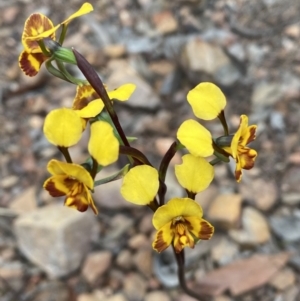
[{"xmin": 19, "ymin": 3, "xmax": 258, "ymax": 258}]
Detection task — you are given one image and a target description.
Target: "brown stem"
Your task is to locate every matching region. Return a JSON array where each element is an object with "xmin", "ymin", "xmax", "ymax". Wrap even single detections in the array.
[
  {"xmin": 174, "ymin": 247, "xmax": 203, "ymax": 300},
  {"xmin": 72, "ymin": 48, "xmax": 130, "ymax": 147}
]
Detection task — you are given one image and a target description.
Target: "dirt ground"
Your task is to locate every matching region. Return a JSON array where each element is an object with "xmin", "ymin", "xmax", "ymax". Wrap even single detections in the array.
[{"xmin": 1, "ymin": 0, "xmax": 300, "ymax": 301}]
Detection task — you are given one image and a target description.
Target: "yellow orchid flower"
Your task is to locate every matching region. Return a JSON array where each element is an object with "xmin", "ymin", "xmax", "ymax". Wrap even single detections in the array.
[
  {"xmin": 43, "ymin": 108, "xmax": 83, "ymax": 147},
  {"xmin": 152, "ymin": 198, "xmax": 214, "ymax": 253},
  {"xmin": 222, "ymin": 115, "xmax": 257, "ymax": 182},
  {"xmin": 73, "ymin": 83, "xmax": 136, "ymax": 119},
  {"xmin": 187, "ymin": 82, "xmax": 226, "ymax": 120},
  {"xmin": 43, "ymin": 159, "xmax": 98, "ymax": 214},
  {"xmin": 19, "ymin": 3, "xmax": 93, "ymax": 76},
  {"xmin": 175, "ymin": 154, "xmax": 214, "ymax": 193}
]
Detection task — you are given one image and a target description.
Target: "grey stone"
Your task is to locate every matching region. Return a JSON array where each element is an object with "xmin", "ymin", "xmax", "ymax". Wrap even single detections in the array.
[
  {"xmin": 14, "ymin": 205, "xmax": 97, "ymax": 278},
  {"xmin": 270, "ymin": 215, "xmax": 300, "ymax": 242}
]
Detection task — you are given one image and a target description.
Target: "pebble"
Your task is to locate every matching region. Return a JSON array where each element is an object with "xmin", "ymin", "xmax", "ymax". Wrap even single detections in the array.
[
  {"xmin": 0, "ymin": 175, "xmax": 19, "ymax": 188},
  {"xmin": 9, "ymin": 186, "xmax": 37, "ymax": 214},
  {"xmin": 123, "ymin": 272, "xmax": 147, "ymax": 301},
  {"xmin": 128, "ymin": 233, "xmax": 149, "ymax": 250},
  {"xmin": 116, "ymin": 249, "xmax": 133, "ymax": 270},
  {"xmin": 152, "ymin": 11, "xmax": 178, "ymax": 34},
  {"xmin": 183, "ymin": 38, "xmax": 231, "ymax": 75},
  {"xmin": 14, "ymin": 205, "xmax": 97, "ymax": 278},
  {"xmin": 211, "ymin": 237, "xmax": 239, "ymax": 265},
  {"xmin": 139, "ymin": 213, "xmax": 153, "ymax": 234},
  {"xmin": 269, "ymin": 267, "xmax": 296, "ymax": 290},
  {"xmin": 82, "ymin": 251, "xmax": 113, "ymax": 285},
  {"xmin": 282, "ymin": 193, "xmax": 300, "ymax": 206},
  {"xmin": 251, "ymin": 82, "xmax": 283, "ymax": 109},
  {"xmin": 239, "ymin": 179, "xmax": 277, "ymax": 211},
  {"xmin": 270, "ymin": 215, "xmax": 300, "ymax": 242},
  {"xmin": 207, "ymin": 193, "xmax": 243, "ymax": 229},
  {"xmin": 195, "ymin": 184, "xmax": 219, "ymax": 211},
  {"xmin": 145, "ymin": 290, "xmax": 171, "ymax": 301},
  {"xmin": 133, "ymin": 249, "xmax": 153, "ymax": 278},
  {"xmin": 229, "ymin": 207, "xmax": 271, "ymax": 246}
]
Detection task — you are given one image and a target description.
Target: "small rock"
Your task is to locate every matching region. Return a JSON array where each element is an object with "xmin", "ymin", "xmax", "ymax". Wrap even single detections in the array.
[
  {"xmin": 270, "ymin": 215, "xmax": 300, "ymax": 242},
  {"xmin": 123, "ymin": 272, "xmax": 147, "ymax": 301},
  {"xmin": 282, "ymin": 193, "xmax": 300, "ymax": 206},
  {"xmin": 32, "ymin": 281, "xmax": 70, "ymax": 301},
  {"xmin": 0, "ymin": 261, "xmax": 23, "ymax": 279},
  {"xmin": 207, "ymin": 193, "xmax": 242, "ymax": 229},
  {"xmin": 183, "ymin": 38, "xmax": 228, "ymax": 73},
  {"xmin": 103, "ymin": 44, "xmax": 126, "ymax": 58},
  {"xmin": 195, "ymin": 184, "xmax": 219, "ymax": 211},
  {"xmin": 128, "ymin": 233, "xmax": 149, "ymax": 250},
  {"xmin": 211, "ymin": 237, "xmax": 239, "ymax": 265},
  {"xmin": 239, "ymin": 179, "xmax": 277, "ymax": 211},
  {"xmin": 139, "ymin": 213, "xmax": 153, "ymax": 234},
  {"xmin": 0, "ymin": 175, "xmax": 18, "ymax": 188},
  {"xmin": 14, "ymin": 205, "xmax": 97, "ymax": 278},
  {"xmin": 229, "ymin": 207, "xmax": 271, "ymax": 246},
  {"xmin": 285, "ymin": 24, "xmax": 300, "ymax": 38},
  {"xmin": 152, "ymin": 11, "xmax": 178, "ymax": 34},
  {"xmin": 116, "ymin": 249, "xmax": 133, "ymax": 270},
  {"xmin": 82, "ymin": 251, "xmax": 112, "ymax": 285},
  {"xmin": 251, "ymin": 82, "xmax": 283, "ymax": 109},
  {"xmin": 281, "ymin": 285, "xmax": 300, "ymax": 301},
  {"xmin": 133, "ymin": 249, "xmax": 153, "ymax": 278},
  {"xmin": 269, "ymin": 267, "xmax": 296, "ymax": 290},
  {"xmin": 145, "ymin": 290, "xmax": 171, "ymax": 301},
  {"xmin": 9, "ymin": 186, "xmax": 37, "ymax": 214},
  {"xmin": 106, "ymin": 294, "xmax": 128, "ymax": 301},
  {"xmin": 77, "ymin": 293, "xmax": 99, "ymax": 301}
]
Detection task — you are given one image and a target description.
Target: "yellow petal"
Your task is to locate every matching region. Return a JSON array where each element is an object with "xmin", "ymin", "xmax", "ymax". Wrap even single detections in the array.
[
  {"xmin": 19, "ymin": 50, "xmax": 47, "ymax": 77},
  {"xmin": 61, "ymin": 3, "xmax": 93, "ymax": 25},
  {"xmin": 43, "ymin": 174, "xmax": 71, "ymax": 196},
  {"xmin": 107, "ymin": 84, "xmax": 136, "ymax": 101},
  {"xmin": 88, "ymin": 121, "xmax": 119, "ymax": 166},
  {"xmin": 75, "ymin": 100, "xmax": 105, "ymax": 118},
  {"xmin": 152, "ymin": 198, "xmax": 203, "ymax": 230},
  {"xmin": 22, "ymin": 13, "xmax": 57, "ymax": 48},
  {"xmin": 46, "ymin": 159, "xmax": 94, "ymax": 189},
  {"xmin": 121, "ymin": 165, "xmax": 159, "ymax": 205},
  {"xmin": 177, "ymin": 119, "xmax": 214, "ymax": 157},
  {"xmin": 185, "ymin": 217, "xmax": 214, "ymax": 240},
  {"xmin": 43, "ymin": 108, "xmax": 83, "ymax": 147},
  {"xmin": 152, "ymin": 221, "xmax": 174, "ymax": 253},
  {"xmin": 187, "ymin": 82, "xmax": 226, "ymax": 120},
  {"xmin": 175, "ymin": 154, "xmax": 214, "ymax": 193}
]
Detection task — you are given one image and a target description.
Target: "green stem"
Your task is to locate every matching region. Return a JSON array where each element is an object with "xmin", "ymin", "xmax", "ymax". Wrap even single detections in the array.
[
  {"xmin": 90, "ymin": 157, "xmax": 98, "ymax": 180},
  {"xmin": 59, "ymin": 24, "xmax": 68, "ymax": 45},
  {"xmin": 37, "ymin": 40, "xmax": 51, "ymax": 56},
  {"xmin": 209, "ymin": 157, "xmax": 222, "ymax": 166},
  {"xmin": 72, "ymin": 48, "xmax": 130, "ymax": 147},
  {"xmin": 55, "ymin": 60, "xmax": 86, "ymax": 85},
  {"xmin": 46, "ymin": 59, "xmax": 71, "ymax": 82},
  {"xmin": 58, "ymin": 146, "xmax": 72, "ymax": 163}
]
